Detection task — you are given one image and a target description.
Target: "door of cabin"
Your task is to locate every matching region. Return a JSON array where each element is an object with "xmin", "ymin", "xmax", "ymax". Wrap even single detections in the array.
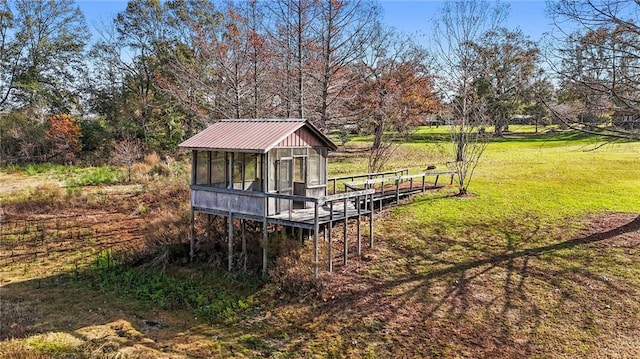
[{"xmin": 276, "ymin": 158, "xmax": 293, "ymax": 213}]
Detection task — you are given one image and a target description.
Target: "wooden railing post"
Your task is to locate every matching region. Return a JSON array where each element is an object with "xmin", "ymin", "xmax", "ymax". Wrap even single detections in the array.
[
  {"xmin": 343, "ymin": 197, "xmax": 348, "ymax": 266},
  {"xmin": 313, "ymin": 201, "xmax": 319, "ymax": 278},
  {"xmin": 328, "ymin": 201, "xmax": 334, "ymax": 272},
  {"xmin": 357, "ymin": 194, "xmax": 361, "ymax": 257}
]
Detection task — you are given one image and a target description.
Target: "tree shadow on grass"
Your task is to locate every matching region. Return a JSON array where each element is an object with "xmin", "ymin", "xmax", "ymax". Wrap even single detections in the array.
[{"xmin": 295, "ymin": 214, "xmax": 640, "ymax": 358}]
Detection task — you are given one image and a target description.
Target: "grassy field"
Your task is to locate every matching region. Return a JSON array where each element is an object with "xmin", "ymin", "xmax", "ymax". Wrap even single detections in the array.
[{"xmin": 1, "ymin": 128, "xmax": 639, "ymax": 358}]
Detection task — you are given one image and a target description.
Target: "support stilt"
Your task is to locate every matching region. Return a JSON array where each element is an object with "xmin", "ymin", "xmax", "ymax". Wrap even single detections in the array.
[
  {"xmin": 228, "ymin": 213, "xmax": 233, "ymax": 271},
  {"xmin": 189, "ymin": 208, "xmax": 195, "ymax": 262},
  {"xmin": 241, "ymin": 220, "xmax": 246, "ymax": 273},
  {"xmin": 369, "ymin": 193, "xmax": 374, "ymax": 248},
  {"xmin": 262, "ymin": 218, "xmax": 268, "ymax": 278},
  {"xmin": 357, "ymin": 195, "xmax": 361, "ymax": 257},
  {"xmin": 343, "ymin": 198, "xmax": 348, "ymax": 266},
  {"xmin": 313, "ymin": 202, "xmax": 319, "ymax": 278},
  {"xmin": 328, "ymin": 201, "xmax": 334, "ymax": 272}
]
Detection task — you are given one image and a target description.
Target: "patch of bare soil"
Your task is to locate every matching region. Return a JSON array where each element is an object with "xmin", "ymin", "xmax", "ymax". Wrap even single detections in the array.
[{"xmin": 582, "ymin": 213, "xmax": 640, "ymax": 248}]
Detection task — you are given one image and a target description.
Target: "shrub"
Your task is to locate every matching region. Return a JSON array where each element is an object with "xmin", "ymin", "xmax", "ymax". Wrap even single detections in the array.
[
  {"xmin": 45, "ymin": 114, "xmax": 81, "ymax": 164},
  {"xmin": 30, "ymin": 183, "xmax": 65, "ymax": 204},
  {"xmin": 0, "ymin": 111, "xmax": 47, "ymax": 164},
  {"xmin": 143, "ymin": 152, "xmax": 160, "ymax": 166},
  {"xmin": 67, "ymin": 167, "xmax": 125, "ymax": 187}
]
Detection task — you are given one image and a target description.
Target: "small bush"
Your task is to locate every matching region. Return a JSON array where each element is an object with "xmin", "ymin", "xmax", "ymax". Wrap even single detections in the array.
[
  {"xmin": 131, "ymin": 162, "xmax": 151, "ymax": 182},
  {"xmin": 143, "ymin": 152, "xmax": 161, "ymax": 166},
  {"xmin": 149, "ymin": 163, "xmax": 171, "ymax": 177},
  {"xmin": 25, "ymin": 333, "xmax": 83, "ymax": 356},
  {"xmin": 67, "ymin": 167, "xmax": 124, "ymax": 187},
  {"xmin": 268, "ymin": 233, "xmax": 326, "ymax": 300},
  {"xmin": 29, "ymin": 183, "xmax": 65, "ymax": 204}
]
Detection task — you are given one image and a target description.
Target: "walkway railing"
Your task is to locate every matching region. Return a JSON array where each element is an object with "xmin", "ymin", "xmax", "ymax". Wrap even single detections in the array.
[
  {"xmin": 264, "ymin": 188, "xmax": 376, "ymax": 277},
  {"xmin": 327, "ymin": 168, "xmax": 409, "ymax": 195},
  {"xmin": 343, "ymin": 170, "xmax": 456, "ymax": 204}
]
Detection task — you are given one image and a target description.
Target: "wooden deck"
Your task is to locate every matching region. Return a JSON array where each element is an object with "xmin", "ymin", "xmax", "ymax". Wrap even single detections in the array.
[{"xmin": 190, "ymin": 169, "xmax": 456, "ymax": 277}]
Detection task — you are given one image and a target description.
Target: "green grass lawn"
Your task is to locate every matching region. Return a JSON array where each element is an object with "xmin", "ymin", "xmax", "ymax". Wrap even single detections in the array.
[{"xmin": 333, "ymin": 127, "xmax": 639, "ymax": 225}]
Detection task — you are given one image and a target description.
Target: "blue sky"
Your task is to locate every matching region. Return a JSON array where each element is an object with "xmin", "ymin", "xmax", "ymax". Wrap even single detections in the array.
[
  {"xmin": 380, "ymin": 1, "xmax": 551, "ymax": 41},
  {"xmin": 77, "ymin": 0, "xmax": 552, "ymax": 43}
]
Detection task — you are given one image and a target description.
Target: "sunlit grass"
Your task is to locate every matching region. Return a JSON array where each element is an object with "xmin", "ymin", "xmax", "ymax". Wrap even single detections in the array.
[{"xmin": 332, "ymin": 127, "xmax": 640, "ymax": 231}]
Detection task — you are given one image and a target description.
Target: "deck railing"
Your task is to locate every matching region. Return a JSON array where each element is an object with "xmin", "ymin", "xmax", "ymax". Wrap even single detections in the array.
[
  {"xmin": 327, "ymin": 168, "xmax": 410, "ymax": 195},
  {"xmin": 343, "ymin": 170, "xmax": 456, "ymax": 204}
]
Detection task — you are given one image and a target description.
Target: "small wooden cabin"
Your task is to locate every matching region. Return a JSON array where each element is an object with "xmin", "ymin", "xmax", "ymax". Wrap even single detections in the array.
[{"xmin": 179, "ymin": 118, "xmax": 337, "ymax": 218}]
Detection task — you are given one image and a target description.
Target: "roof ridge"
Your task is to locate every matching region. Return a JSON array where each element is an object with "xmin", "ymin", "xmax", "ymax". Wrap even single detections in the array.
[{"xmin": 219, "ymin": 118, "xmax": 306, "ymax": 122}]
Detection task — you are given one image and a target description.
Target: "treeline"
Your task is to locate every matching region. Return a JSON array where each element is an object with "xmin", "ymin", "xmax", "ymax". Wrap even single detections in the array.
[
  {"xmin": 0, "ymin": 0, "xmax": 440, "ymax": 165},
  {"xmin": 1, "ymin": 0, "xmax": 638, "ymax": 165}
]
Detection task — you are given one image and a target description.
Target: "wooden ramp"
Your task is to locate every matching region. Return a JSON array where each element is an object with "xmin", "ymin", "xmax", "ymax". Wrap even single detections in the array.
[{"xmin": 263, "ymin": 169, "xmax": 455, "ymax": 276}]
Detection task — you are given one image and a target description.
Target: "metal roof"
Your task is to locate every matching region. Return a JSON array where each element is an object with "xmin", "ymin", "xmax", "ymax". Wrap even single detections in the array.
[{"xmin": 178, "ymin": 119, "xmax": 337, "ymax": 153}]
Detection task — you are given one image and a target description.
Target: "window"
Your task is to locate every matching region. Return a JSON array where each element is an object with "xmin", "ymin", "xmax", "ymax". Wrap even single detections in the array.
[
  {"xmin": 233, "ymin": 153, "xmax": 244, "ymax": 189},
  {"xmin": 294, "ymin": 156, "xmax": 305, "ymax": 183},
  {"xmin": 308, "ymin": 148, "xmax": 321, "ymax": 185},
  {"xmin": 195, "ymin": 151, "xmax": 209, "ymax": 185},
  {"xmin": 244, "ymin": 153, "xmax": 261, "ymax": 191},
  {"xmin": 210, "ymin": 152, "xmax": 226, "ymax": 188}
]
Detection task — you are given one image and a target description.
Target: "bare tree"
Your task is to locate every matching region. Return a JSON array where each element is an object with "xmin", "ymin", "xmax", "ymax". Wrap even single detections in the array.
[
  {"xmin": 112, "ymin": 137, "xmax": 143, "ymax": 182},
  {"xmin": 266, "ymin": 0, "xmax": 318, "ymax": 119},
  {"xmin": 309, "ymin": 0, "xmax": 380, "ymax": 130},
  {"xmin": 546, "ymin": 0, "xmax": 640, "ymax": 140},
  {"xmin": 432, "ymin": 0, "xmax": 508, "ymax": 195}
]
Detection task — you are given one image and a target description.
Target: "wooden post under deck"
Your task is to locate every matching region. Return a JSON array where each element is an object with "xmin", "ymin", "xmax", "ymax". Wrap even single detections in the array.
[
  {"xmin": 228, "ymin": 213, "xmax": 233, "ymax": 271},
  {"xmin": 343, "ymin": 197, "xmax": 348, "ymax": 266},
  {"xmin": 241, "ymin": 220, "xmax": 247, "ymax": 273},
  {"xmin": 369, "ymin": 192, "xmax": 374, "ymax": 248},
  {"xmin": 262, "ymin": 218, "xmax": 268, "ymax": 278},
  {"xmin": 357, "ymin": 195, "xmax": 361, "ymax": 257},
  {"xmin": 328, "ymin": 201, "xmax": 333, "ymax": 272},
  {"xmin": 189, "ymin": 208, "xmax": 195, "ymax": 261},
  {"xmin": 313, "ymin": 202, "xmax": 319, "ymax": 278}
]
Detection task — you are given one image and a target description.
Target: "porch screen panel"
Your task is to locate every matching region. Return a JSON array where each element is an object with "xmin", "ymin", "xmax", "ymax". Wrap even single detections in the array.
[
  {"xmin": 195, "ymin": 151, "xmax": 209, "ymax": 185},
  {"xmin": 233, "ymin": 153, "xmax": 244, "ymax": 190},
  {"xmin": 244, "ymin": 154, "xmax": 260, "ymax": 191},
  {"xmin": 294, "ymin": 156, "xmax": 305, "ymax": 183},
  {"xmin": 308, "ymin": 148, "xmax": 321, "ymax": 185},
  {"xmin": 210, "ymin": 151, "xmax": 226, "ymax": 188}
]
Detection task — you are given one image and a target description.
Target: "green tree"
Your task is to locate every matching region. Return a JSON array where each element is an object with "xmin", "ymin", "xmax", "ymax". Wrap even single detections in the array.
[
  {"xmin": 468, "ymin": 28, "xmax": 540, "ymax": 136},
  {"xmin": 6, "ymin": 0, "xmax": 89, "ymax": 113}
]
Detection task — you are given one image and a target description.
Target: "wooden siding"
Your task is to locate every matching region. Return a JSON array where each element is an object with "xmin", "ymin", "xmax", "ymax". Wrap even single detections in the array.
[
  {"xmin": 277, "ymin": 127, "xmax": 323, "ymax": 147},
  {"xmin": 192, "ymin": 188, "xmax": 265, "ymax": 217}
]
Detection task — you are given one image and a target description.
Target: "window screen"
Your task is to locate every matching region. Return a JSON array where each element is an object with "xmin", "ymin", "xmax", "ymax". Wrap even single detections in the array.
[
  {"xmin": 195, "ymin": 151, "xmax": 209, "ymax": 185},
  {"xmin": 210, "ymin": 151, "xmax": 226, "ymax": 188}
]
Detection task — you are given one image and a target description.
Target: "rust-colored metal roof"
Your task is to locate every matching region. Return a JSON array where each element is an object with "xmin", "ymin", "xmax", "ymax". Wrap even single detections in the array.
[{"xmin": 178, "ymin": 119, "xmax": 337, "ymax": 153}]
